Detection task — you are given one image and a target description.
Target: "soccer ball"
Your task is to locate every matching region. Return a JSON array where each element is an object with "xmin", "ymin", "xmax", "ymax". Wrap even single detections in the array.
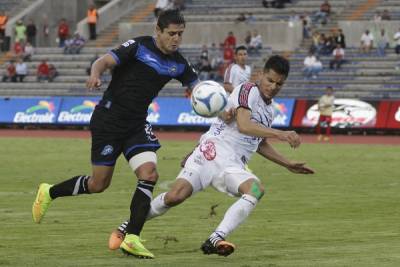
[{"xmin": 191, "ymin": 80, "xmax": 227, "ymax": 118}]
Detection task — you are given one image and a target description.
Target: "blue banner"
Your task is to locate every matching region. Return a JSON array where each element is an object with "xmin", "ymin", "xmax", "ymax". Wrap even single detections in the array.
[
  {"xmin": 0, "ymin": 96, "xmax": 295, "ymax": 127},
  {"xmin": 0, "ymin": 97, "xmax": 62, "ymax": 123},
  {"xmin": 57, "ymin": 97, "xmax": 100, "ymax": 124}
]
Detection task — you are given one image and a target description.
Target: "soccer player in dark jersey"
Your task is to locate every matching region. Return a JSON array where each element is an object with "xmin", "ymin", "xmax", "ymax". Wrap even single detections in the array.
[{"xmin": 32, "ymin": 9, "xmax": 198, "ymax": 259}]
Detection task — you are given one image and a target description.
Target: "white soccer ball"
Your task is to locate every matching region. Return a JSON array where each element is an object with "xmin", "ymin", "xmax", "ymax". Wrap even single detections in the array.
[{"xmin": 191, "ymin": 80, "xmax": 227, "ymax": 118}]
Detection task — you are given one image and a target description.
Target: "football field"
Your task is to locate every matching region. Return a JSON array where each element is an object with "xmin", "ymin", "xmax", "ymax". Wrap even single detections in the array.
[{"xmin": 0, "ymin": 136, "xmax": 399, "ymax": 266}]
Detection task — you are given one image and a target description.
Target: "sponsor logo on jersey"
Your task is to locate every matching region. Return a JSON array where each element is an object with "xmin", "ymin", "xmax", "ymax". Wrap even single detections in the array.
[
  {"xmin": 58, "ymin": 100, "xmax": 97, "ymax": 123},
  {"xmin": 101, "ymin": 145, "xmax": 114, "ymax": 156},
  {"xmin": 13, "ymin": 100, "xmax": 55, "ymax": 123}
]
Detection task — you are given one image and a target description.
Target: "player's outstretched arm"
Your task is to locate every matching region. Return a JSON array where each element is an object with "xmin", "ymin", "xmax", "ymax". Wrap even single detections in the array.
[
  {"xmin": 257, "ymin": 140, "xmax": 314, "ymax": 174},
  {"xmin": 86, "ymin": 54, "xmax": 117, "ymax": 90},
  {"xmin": 236, "ymin": 108, "xmax": 301, "ymax": 148}
]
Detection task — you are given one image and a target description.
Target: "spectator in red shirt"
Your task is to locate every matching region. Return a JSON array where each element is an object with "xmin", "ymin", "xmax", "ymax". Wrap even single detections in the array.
[
  {"xmin": 223, "ymin": 44, "xmax": 234, "ymax": 64},
  {"xmin": 223, "ymin": 31, "xmax": 236, "ymax": 49},
  {"xmin": 37, "ymin": 60, "xmax": 50, "ymax": 82},
  {"xmin": 2, "ymin": 60, "xmax": 17, "ymax": 82},
  {"xmin": 58, "ymin": 18, "xmax": 69, "ymax": 48},
  {"xmin": 13, "ymin": 40, "xmax": 24, "ymax": 57}
]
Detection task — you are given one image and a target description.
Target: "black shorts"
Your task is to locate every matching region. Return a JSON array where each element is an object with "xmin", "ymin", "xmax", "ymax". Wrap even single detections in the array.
[{"xmin": 90, "ymin": 108, "xmax": 160, "ymax": 166}]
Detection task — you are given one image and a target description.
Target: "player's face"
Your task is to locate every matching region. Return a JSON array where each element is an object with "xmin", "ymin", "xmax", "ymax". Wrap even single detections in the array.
[
  {"xmin": 235, "ymin": 50, "xmax": 248, "ymax": 66},
  {"xmin": 258, "ymin": 69, "xmax": 286, "ymax": 102},
  {"xmin": 156, "ymin": 23, "xmax": 185, "ymax": 54}
]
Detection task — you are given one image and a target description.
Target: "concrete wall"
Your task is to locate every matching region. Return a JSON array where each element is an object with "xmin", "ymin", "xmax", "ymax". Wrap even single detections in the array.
[
  {"xmin": 119, "ymin": 21, "xmax": 303, "ymax": 51},
  {"xmin": 76, "ymin": 0, "xmax": 150, "ymax": 41},
  {"xmin": 339, "ymin": 21, "xmax": 400, "ymax": 48}
]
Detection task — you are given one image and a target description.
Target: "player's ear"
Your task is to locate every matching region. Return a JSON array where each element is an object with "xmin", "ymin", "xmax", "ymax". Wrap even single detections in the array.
[{"xmin": 155, "ymin": 25, "xmax": 162, "ymax": 35}]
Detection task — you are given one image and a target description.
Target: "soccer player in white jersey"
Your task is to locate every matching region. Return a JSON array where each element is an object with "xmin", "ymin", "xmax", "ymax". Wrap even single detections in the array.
[
  {"xmin": 109, "ymin": 55, "xmax": 314, "ymax": 257},
  {"xmin": 223, "ymin": 45, "xmax": 251, "ymax": 94}
]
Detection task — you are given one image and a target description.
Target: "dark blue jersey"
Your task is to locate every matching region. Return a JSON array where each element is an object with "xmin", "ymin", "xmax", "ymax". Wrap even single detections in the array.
[{"xmin": 95, "ymin": 36, "xmax": 198, "ymax": 132}]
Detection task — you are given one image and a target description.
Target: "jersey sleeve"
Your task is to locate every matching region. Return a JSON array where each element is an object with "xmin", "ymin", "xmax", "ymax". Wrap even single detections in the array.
[
  {"xmin": 224, "ymin": 64, "xmax": 234, "ymax": 84},
  {"xmin": 176, "ymin": 58, "xmax": 199, "ymax": 89},
  {"xmin": 235, "ymin": 83, "xmax": 259, "ymax": 111},
  {"xmin": 108, "ymin": 39, "xmax": 139, "ymax": 66}
]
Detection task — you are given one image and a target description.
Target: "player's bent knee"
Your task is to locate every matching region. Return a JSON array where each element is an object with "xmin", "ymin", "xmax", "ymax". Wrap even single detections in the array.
[
  {"xmin": 88, "ymin": 177, "xmax": 110, "ymax": 193},
  {"xmin": 164, "ymin": 190, "xmax": 188, "ymax": 206}
]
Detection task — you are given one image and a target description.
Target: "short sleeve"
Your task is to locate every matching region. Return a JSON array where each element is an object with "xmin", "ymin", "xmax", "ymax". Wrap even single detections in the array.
[
  {"xmin": 108, "ymin": 39, "xmax": 139, "ymax": 66},
  {"xmin": 237, "ymin": 82, "xmax": 258, "ymax": 111},
  {"xmin": 176, "ymin": 58, "xmax": 199, "ymax": 89}
]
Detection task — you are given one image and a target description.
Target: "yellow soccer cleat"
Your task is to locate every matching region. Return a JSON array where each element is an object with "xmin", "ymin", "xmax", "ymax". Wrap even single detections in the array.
[
  {"xmin": 32, "ymin": 183, "xmax": 53, "ymax": 223},
  {"xmin": 120, "ymin": 234, "xmax": 154, "ymax": 259}
]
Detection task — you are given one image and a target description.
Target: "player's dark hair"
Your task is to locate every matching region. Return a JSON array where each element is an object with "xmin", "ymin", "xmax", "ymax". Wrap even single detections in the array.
[
  {"xmin": 264, "ymin": 55, "xmax": 290, "ymax": 78},
  {"xmin": 235, "ymin": 45, "xmax": 247, "ymax": 54},
  {"xmin": 157, "ymin": 9, "xmax": 185, "ymax": 31}
]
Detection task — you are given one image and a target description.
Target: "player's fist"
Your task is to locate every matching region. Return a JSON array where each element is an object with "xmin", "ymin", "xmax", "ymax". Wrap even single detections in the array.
[
  {"xmin": 279, "ymin": 130, "xmax": 300, "ymax": 148},
  {"xmin": 86, "ymin": 75, "xmax": 102, "ymax": 90}
]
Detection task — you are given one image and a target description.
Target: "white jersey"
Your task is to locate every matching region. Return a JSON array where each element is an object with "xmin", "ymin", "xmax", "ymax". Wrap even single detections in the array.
[
  {"xmin": 202, "ymin": 82, "xmax": 275, "ymax": 165},
  {"xmin": 224, "ymin": 63, "xmax": 251, "ymax": 91}
]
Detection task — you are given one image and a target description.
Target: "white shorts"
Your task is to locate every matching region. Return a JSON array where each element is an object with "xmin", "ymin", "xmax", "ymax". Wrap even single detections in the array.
[{"xmin": 177, "ymin": 138, "xmax": 259, "ymax": 197}]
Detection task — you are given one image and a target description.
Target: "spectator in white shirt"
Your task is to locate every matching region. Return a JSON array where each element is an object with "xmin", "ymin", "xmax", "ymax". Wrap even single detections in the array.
[
  {"xmin": 23, "ymin": 42, "xmax": 34, "ymax": 61},
  {"xmin": 15, "ymin": 58, "xmax": 28, "ymax": 82},
  {"xmin": 360, "ymin": 29, "xmax": 374, "ymax": 53},
  {"xmin": 248, "ymin": 30, "xmax": 262, "ymax": 55},
  {"xmin": 303, "ymin": 52, "xmax": 322, "ymax": 79},
  {"xmin": 329, "ymin": 44, "xmax": 345, "ymax": 70}
]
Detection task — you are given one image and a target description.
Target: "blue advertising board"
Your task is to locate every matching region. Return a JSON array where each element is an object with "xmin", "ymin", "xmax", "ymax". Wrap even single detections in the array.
[
  {"xmin": 57, "ymin": 97, "xmax": 100, "ymax": 125},
  {"xmin": 0, "ymin": 96, "xmax": 295, "ymax": 127},
  {"xmin": 0, "ymin": 97, "xmax": 62, "ymax": 123}
]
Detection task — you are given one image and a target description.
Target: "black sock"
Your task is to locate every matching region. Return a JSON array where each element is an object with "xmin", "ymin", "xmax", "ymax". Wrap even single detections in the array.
[
  {"xmin": 126, "ymin": 180, "xmax": 155, "ymax": 235},
  {"xmin": 49, "ymin": 175, "xmax": 91, "ymax": 199}
]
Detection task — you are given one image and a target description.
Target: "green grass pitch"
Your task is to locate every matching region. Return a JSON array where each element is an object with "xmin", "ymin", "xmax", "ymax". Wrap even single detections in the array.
[{"xmin": 0, "ymin": 137, "xmax": 399, "ymax": 266}]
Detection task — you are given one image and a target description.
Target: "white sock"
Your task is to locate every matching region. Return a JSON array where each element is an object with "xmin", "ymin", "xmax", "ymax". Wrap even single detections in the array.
[
  {"xmin": 211, "ymin": 194, "xmax": 258, "ymax": 240},
  {"xmin": 147, "ymin": 192, "xmax": 170, "ymax": 220}
]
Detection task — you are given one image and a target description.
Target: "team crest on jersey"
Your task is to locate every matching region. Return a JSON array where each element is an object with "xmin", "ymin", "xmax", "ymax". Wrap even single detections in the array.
[
  {"xmin": 169, "ymin": 65, "xmax": 177, "ymax": 74},
  {"xmin": 200, "ymin": 140, "xmax": 216, "ymax": 161},
  {"xmin": 101, "ymin": 145, "xmax": 114, "ymax": 156}
]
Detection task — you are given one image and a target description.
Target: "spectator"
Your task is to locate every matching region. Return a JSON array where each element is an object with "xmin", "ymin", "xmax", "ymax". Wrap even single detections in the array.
[
  {"xmin": 313, "ymin": 0, "xmax": 331, "ymax": 25},
  {"xmin": 209, "ymin": 43, "xmax": 224, "ymax": 81},
  {"xmin": 376, "ymin": 29, "xmax": 389, "ymax": 57},
  {"xmin": 58, "ymin": 18, "xmax": 69, "ymax": 47},
  {"xmin": 393, "ymin": 28, "xmax": 400, "ymax": 55},
  {"xmin": 223, "ymin": 43, "xmax": 234, "ymax": 64},
  {"xmin": 154, "ymin": 0, "xmax": 173, "ymax": 17},
  {"xmin": 381, "ymin": 9, "xmax": 391, "ymax": 20},
  {"xmin": 235, "ymin": 13, "xmax": 247, "ymax": 23},
  {"xmin": 248, "ymin": 30, "xmax": 262, "ymax": 55},
  {"xmin": 262, "ymin": 0, "xmax": 287, "ymax": 8},
  {"xmin": 13, "ymin": 40, "xmax": 24, "ymax": 57},
  {"xmin": 198, "ymin": 58, "xmax": 212, "ymax": 80},
  {"xmin": 0, "ymin": 11, "xmax": 8, "ymax": 41},
  {"xmin": 37, "ymin": 60, "xmax": 49, "ymax": 82},
  {"xmin": 246, "ymin": 12, "xmax": 256, "ymax": 24},
  {"xmin": 303, "ymin": 52, "xmax": 322, "ymax": 79},
  {"xmin": 199, "ymin": 44, "xmax": 209, "ymax": 61},
  {"xmin": 48, "ymin": 64, "xmax": 58, "ymax": 82},
  {"xmin": 14, "ymin": 20, "xmax": 26, "ymax": 43},
  {"xmin": 360, "ymin": 29, "xmax": 374, "ymax": 53},
  {"xmin": 15, "ymin": 58, "xmax": 28, "ymax": 82},
  {"xmin": 244, "ymin": 31, "xmax": 252, "ymax": 47},
  {"xmin": 329, "ymin": 44, "xmax": 345, "ymax": 70},
  {"xmin": 26, "ymin": 19, "xmax": 37, "ymax": 47},
  {"xmin": 223, "ymin": 31, "xmax": 236, "ymax": 49},
  {"xmin": 317, "ymin": 86, "xmax": 335, "ymax": 141},
  {"xmin": 23, "ymin": 42, "xmax": 34, "ymax": 61},
  {"xmin": 2, "ymin": 60, "xmax": 17, "ymax": 82},
  {"xmin": 64, "ymin": 33, "xmax": 86, "ymax": 54},
  {"xmin": 87, "ymin": 4, "xmax": 99, "ymax": 40},
  {"xmin": 42, "ymin": 16, "xmax": 50, "ymax": 47},
  {"xmin": 373, "ymin": 11, "xmax": 381, "ymax": 22},
  {"xmin": 301, "ymin": 13, "xmax": 312, "ymax": 39},
  {"xmin": 334, "ymin": 28, "xmax": 346, "ymax": 49}
]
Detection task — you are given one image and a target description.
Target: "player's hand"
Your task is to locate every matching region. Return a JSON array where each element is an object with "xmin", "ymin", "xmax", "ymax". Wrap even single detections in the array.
[
  {"xmin": 219, "ymin": 108, "xmax": 236, "ymax": 124},
  {"xmin": 278, "ymin": 131, "xmax": 301, "ymax": 148},
  {"xmin": 286, "ymin": 162, "xmax": 314, "ymax": 174},
  {"xmin": 86, "ymin": 75, "xmax": 102, "ymax": 90}
]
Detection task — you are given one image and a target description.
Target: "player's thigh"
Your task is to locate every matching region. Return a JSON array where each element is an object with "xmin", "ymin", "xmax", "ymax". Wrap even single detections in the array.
[
  {"xmin": 122, "ymin": 123, "xmax": 161, "ymax": 180},
  {"xmin": 222, "ymin": 168, "xmax": 262, "ymax": 197}
]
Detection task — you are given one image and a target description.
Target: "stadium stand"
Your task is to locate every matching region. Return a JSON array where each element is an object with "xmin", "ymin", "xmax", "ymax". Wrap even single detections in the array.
[{"xmin": 0, "ymin": 0, "xmax": 399, "ymax": 100}]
